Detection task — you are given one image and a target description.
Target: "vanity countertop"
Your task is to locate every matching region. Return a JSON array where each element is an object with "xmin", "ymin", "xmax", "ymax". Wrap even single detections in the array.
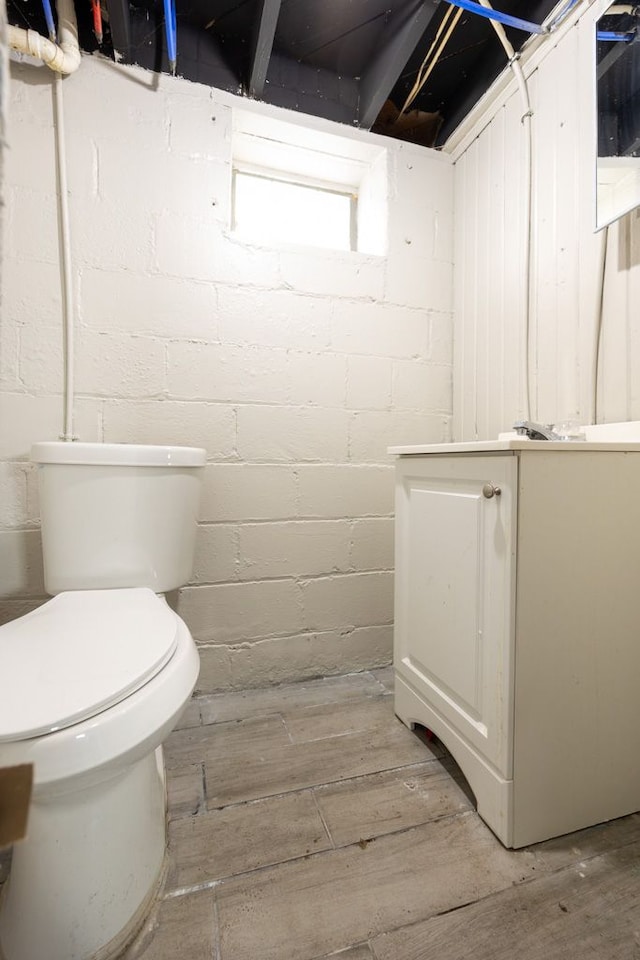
[{"xmin": 388, "ymin": 439, "xmax": 640, "ymax": 455}]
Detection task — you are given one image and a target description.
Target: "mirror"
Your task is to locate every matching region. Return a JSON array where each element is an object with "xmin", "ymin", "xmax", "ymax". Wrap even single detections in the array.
[{"xmin": 596, "ymin": 3, "xmax": 640, "ymax": 229}]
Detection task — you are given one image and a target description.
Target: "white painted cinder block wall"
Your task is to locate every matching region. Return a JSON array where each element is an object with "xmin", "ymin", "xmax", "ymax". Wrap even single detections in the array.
[
  {"xmin": 452, "ymin": 0, "xmax": 640, "ymax": 440},
  {"xmin": 0, "ymin": 56, "xmax": 453, "ymax": 691}
]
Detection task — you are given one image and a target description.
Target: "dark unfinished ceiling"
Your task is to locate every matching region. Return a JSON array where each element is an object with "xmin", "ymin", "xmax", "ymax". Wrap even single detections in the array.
[{"xmin": 8, "ymin": 0, "xmax": 562, "ymax": 147}]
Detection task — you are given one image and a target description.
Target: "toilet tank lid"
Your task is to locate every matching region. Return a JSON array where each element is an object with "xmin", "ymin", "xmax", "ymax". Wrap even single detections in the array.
[
  {"xmin": 31, "ymin": 441, "xmax": 206, "ymax": 467},
  {"xmin": 0, "ymin": 588, "xmax": 179, "ymax": 742}
]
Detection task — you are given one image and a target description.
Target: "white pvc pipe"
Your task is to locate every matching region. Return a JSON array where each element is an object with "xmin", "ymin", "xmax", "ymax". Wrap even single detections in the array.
[
  {"xmin": 53, "ymin": 68, "xmax": 75, "ymax": 441},
  {"xmin": 7, "ymin": 0, "xmax": 80, "ymax": 74},
  {"xmin": 9, "ymin": 0, "xmax": 80, "ymax": 440}
]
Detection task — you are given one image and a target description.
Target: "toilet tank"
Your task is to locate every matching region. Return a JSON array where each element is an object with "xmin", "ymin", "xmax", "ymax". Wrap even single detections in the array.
[{"xmin": 31, "ymin": 442, "xmax": 206, "ymax": 595}]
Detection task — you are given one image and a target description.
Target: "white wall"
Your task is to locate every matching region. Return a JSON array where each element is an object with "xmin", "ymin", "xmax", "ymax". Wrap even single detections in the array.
[
  {"xmin": 0, "ymin": 56, "xmax": 453, "ymax": 691},
  {"xmin": 452, "ymin": 0, "xmax": 640, "ymax": 441}
]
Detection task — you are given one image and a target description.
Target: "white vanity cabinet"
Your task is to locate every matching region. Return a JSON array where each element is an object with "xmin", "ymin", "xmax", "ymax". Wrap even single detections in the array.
[{"xmin": 392, "ymin": 443, "xmax": 640, "ymax": 848}]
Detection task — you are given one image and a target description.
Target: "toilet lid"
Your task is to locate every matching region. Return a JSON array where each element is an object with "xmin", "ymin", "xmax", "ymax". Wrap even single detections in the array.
[{"xmin": 0, "ymin": 588, "xmax": 179, "ymax": 741}]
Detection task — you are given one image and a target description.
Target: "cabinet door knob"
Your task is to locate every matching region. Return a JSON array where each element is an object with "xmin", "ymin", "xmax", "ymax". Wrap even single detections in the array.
[{"xmin": 482, "ymin": 483, "xmax": 502, "ymax": 498}]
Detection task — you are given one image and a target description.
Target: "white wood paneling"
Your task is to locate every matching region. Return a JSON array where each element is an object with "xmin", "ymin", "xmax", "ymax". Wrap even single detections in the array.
[{"xmin": 452, "ymin": 3, "xmax": 640, "ymax": 440}]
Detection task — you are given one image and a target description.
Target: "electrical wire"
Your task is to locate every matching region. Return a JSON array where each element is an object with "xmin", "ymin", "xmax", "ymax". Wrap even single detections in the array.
[
  {"xmin": 399, "ymin": 8, "xmax": 462, "ymax": 116},
  {"xmin": 399, "ymin": 6, "xmax": 463, "ymax": 116}
]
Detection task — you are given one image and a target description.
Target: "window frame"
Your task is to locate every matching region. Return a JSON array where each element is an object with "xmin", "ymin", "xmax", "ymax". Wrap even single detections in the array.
[{"xmin": 231, "ymin": 165, "xmax": 358, "ymax": 252}]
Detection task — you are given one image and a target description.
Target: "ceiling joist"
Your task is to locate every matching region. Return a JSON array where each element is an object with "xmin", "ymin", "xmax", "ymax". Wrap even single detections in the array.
[
  {"xmin": 9, "ymin": 0, "xmax": 564, "ymax": 148},
  {"xmin": 248, "ymin": 0, "xmax": 282, "ymax": 98},
  {"xmin": 107, "ymin": 0, "xmax": 132, "ymax": 62}
]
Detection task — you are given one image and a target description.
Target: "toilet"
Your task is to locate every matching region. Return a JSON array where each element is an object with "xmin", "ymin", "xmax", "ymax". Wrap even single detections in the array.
[{"xmin": 0, "ymin": 441, "xmax": 206, "ymax": 960}]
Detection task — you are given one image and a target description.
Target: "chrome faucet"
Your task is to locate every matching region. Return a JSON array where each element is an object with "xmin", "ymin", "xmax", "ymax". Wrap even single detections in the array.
[{"xmin": 512, "ymin": 420, "xmax": 561, "ymax": 441}]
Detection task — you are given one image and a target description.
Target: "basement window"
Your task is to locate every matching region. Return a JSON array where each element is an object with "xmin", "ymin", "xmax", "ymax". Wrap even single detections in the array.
[
  {"xmin": 232, "ymin": 110, "xmax": 388, "ymax": 256},
  {"xmin": 233, "ymin": 169, "xmax": 355, "ymax": 251}
]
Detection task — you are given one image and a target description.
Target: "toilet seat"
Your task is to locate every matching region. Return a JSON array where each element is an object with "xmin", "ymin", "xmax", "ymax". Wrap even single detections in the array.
[{"xmin": 0, "ymin": 588, "xmax": 178, "ymax": 742}]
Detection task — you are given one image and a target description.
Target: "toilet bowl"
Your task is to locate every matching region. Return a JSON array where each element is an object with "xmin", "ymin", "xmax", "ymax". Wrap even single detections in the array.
[{"xmin": 0, "ymin": 442, "xmax": 205, "ymax": 960}]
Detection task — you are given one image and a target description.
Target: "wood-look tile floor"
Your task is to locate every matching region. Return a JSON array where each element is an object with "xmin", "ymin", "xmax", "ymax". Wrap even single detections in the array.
[{"xmin": 116, "ymin": 669, "xmax": 640, "ymax": 957}]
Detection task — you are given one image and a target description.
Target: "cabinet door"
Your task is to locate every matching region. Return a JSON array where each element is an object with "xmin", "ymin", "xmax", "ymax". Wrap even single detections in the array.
[{"xmin": 394, "ymin": 455, "xmax": 517, "ymax": 777}]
